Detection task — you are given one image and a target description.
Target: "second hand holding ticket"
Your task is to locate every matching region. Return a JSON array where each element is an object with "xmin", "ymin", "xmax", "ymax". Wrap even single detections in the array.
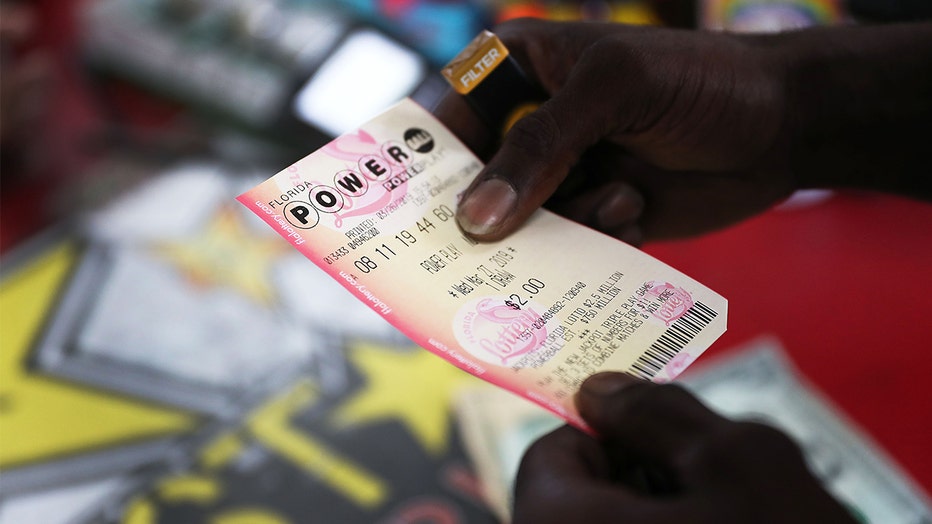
[{"xmin": 238, "ymin": 99, "xmax": 727, "ymax": 433}]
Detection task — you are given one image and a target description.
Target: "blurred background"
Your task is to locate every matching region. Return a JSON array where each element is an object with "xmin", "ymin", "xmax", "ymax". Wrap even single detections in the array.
[{"xmin": 1, "ymin": 1, "xmax": 930, "ymax": 523}]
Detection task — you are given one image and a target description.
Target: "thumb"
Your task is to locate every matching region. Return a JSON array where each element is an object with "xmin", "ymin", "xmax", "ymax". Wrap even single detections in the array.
[
  {"xmin": 455, "ymin": 90, "xmax": 606, "ymax": 241},
  {"xmin": 575, "ymin": 372, "xmax": 728, "ymax": 465}
]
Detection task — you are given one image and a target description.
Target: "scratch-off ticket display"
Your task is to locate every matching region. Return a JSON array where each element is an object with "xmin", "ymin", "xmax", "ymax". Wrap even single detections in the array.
[{"xmin": 238, "ymin": 99, "xmax": 727, "ymax": 432}]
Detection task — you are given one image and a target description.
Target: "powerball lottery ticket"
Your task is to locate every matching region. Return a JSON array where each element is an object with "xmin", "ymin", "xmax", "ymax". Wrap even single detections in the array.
[{"xmin": 237, "ymin": 98, "xmax": 727, "ymax": 432}]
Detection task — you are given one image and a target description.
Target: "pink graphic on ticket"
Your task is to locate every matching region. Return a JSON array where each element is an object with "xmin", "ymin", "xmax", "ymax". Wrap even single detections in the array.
[
  {"xmin": 643, "ymin": 281, "xmax": 695, "ymax": 325},
  {"xmin": 454, "ymin": 296, "xmax": 552, "ymax": 367}
]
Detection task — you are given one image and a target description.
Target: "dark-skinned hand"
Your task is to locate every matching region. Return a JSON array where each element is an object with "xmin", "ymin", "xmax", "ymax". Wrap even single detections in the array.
[
  {"xmin": 512, "ymin": 372, "xmax": 858, "ymax": 524},
  {"xmin": 433, "ymin": 19, "xmax": 932, "ymax": 244},
  {"xmin": 435, "ymin": 18, "xmax": 795, "ymax": 245}
]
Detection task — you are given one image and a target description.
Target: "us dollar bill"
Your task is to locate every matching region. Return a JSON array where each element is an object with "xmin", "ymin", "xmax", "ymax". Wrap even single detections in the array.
[{"xmin": 456, "ymin": 338, "xmax": 932, "ymax": 523}]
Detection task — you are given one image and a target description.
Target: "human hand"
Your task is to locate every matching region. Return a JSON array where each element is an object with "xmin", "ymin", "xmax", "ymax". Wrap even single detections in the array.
[
  {"xmin": 436, "ymin": 19, "xmax": 797, "ymax": 244},
  {"xmin": 512, "ymin": 372, "xmax": 857, "ymax": 524}
]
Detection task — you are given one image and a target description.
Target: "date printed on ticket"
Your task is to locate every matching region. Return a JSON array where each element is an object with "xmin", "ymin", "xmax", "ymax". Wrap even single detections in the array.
[{"xmin": 237, "ymin": 99, "xmax": 727, "ymax": 432}]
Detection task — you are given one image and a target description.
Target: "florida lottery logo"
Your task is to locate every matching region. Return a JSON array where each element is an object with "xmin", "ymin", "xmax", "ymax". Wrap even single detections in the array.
[{"xmin": 453, "ymin": 296, "xmax": 549, "ymax": 367}]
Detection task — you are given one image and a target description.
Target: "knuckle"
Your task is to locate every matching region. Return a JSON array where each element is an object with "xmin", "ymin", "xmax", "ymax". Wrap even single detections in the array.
[
  {"xmin": 580, "ymin": 35, "xmax": 617, "ymax": 62},
  {"xmin": 581, "ymin": 34, "xmax": 642, "ymax": 71}
]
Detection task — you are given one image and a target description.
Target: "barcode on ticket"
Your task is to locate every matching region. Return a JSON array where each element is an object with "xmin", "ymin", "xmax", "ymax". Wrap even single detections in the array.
[{"xmin": 628, "ymin": 302, "xmax": 719, "ymax": 380}]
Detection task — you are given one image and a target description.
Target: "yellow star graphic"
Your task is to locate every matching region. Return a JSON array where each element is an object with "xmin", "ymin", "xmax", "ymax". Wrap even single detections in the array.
[
  {"xmin": 0, "ymin": 242, "xmax": 195, "ymax": 469},
  {"xmin": 332, "ymin": 341, "xmax": 479, "ymax": 455},
  {"xmin": 156, "ymin": 207, "xmax": 290, "ymax": 304}
]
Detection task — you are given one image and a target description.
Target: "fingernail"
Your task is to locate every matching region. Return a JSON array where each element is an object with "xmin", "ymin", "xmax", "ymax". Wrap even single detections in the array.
[
  {"xmin": 597, "ymin": 185, "xmax": 644, "ymax": 229},
  {"xmin": 456, "ymin": 178, "xmax": 517, "ymax": 237},
  {"xmin": 580, "ymin": 372, "xmax": 637, "ymax": 397}
]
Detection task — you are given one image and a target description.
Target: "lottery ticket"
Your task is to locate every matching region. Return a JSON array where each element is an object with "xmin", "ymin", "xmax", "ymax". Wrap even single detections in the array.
[{"xmin": 237, "ymin": 98, "xmax": 727, "ymax": 432}]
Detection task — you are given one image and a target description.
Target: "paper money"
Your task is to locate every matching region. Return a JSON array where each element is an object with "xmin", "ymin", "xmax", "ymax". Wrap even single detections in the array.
[{"xmin": 455, "ymin": 338, "xmax": 932, "ymax": 523}]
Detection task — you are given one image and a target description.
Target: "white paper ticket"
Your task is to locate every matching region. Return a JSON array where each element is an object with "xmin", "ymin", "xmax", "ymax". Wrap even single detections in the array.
[{"xmin": 238, "ymin": 98, "xmax": 727, "ymax": 432}]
